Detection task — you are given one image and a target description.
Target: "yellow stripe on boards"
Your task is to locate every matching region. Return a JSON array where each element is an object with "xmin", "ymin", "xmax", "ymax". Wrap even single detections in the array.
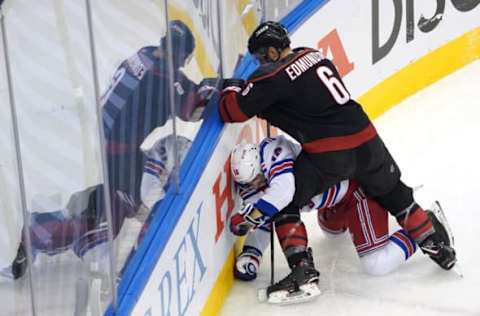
[
  {"xmin": 200, "ymin": 248, "xmax": 236, "ymax": 316},
  {"xmin": 359, "ymin": 28, "xmax": 480, "ymax": 120},
  {"xmin": 153, "ymin": 3, "xmax": 217, "ymax": 77},
  {"xmin": 236, "ymin": 0, "xmax": 260, "ymax": 35}
]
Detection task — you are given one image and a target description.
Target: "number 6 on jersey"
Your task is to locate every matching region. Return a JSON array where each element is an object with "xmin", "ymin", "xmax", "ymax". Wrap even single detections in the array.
[{"xmin": 316, "ymin": 66, "xmax": 350, "ymax": 105}]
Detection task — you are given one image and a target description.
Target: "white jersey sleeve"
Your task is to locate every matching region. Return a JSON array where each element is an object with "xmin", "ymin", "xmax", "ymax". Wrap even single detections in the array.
[
  {"xmin": 140, "ymin": 135, "xmax": 192, "ymax": 209},
  {"xmin": 250, "ymin": 135, "xmax": 301, "ymax": 217},
  {"xmin": 300, "ymin": 180, "xmax": 349, "ymax": 213}
]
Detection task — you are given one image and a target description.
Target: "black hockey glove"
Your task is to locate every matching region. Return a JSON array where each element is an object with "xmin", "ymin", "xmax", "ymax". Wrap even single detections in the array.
[
  {"xmin": 197, "ymin": 77, "xmax": 220, "ymax": 101},
  {"xmin": 221, "ymin": 78, "xmax": 245, "ymax": 90},
  {"xmin": 199, "ymin": 77, "xmax": 221, "ymax": 90}
]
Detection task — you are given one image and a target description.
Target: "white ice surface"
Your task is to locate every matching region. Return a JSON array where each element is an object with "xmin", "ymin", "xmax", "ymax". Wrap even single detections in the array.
[
  {"xmin": 0, "ymin": 60, "xmax": 478, "ymax": 316},
  {"xmin": 220, "ymin": 60, "xmax": 480, "ymax": 316}
]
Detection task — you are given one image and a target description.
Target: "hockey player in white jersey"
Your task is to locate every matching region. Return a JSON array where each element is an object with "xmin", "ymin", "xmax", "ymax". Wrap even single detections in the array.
[
  {"xmin": 230, "ymin": 135, "xmax": 321, "ymax": 303},
  {"xmin": 3, "ymin": 134, "xmax": 192, "ymax": 280},
  {"xmin": 229, "ymin": 135, "xmax": 456, "ymax": 304}
]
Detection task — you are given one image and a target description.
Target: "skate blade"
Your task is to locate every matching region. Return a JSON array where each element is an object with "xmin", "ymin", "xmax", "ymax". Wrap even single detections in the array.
[
  {"xmin": 431, "ymin": 201, "xmax": 455, "ymax": 246},
  {"xmin": 266, "ymin": 283, "xmax": 321, "ymax": 305},
  {"xmin": 430, "ymin": 201, "xmax": 463, "ymax": 277},
  {"xmin": 452, "ymin": 261, "xmax": 464, "ymax": 278}
]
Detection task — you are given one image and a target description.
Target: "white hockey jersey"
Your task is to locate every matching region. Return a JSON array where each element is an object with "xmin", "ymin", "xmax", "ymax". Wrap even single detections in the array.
[
  {"xmin": 237, "ymin": 135, "xmax": 349, "ymax": 261},
  {"xmin": 237, "ymin": 135, "xmax": 349, "ymax": 217},
  {"xmin": 140, "ymin": 134, "xmax": 192, "ymax": 209}
]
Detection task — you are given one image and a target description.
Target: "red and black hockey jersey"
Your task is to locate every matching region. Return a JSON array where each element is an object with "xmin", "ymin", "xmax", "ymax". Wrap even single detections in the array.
[{"xmin": 219, "ymin": 47, "xmax": 377, "ymax": 153}]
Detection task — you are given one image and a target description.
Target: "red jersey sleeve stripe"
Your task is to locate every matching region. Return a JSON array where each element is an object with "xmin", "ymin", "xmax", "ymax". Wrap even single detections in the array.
[
  {"xmin": 219, "ymin": 92, "xmax": 249, "ymax": 122},
  {"xmin": 302, "ymin": 123, "xmax": 377, "ymax": 153},
  {"xmin": 269, "ymin": 161, "xmax": 294, "ymax": 178}
]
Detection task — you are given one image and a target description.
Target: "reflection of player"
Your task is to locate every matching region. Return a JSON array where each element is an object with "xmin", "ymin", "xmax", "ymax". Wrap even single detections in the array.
[
  {"xmin": 3, "ymin": 135, "xmax": 192, "ymax": 279},
  {"xmin": 229, "ymin": 136, "xmax": 454, "ymax": 304},
  {"xmin": 4, "ymin": 20, "xmax": 212, "ymax": 280},
  {"xmin": 100, "ymin": 19, "xmax": 216, "ymax": 234}
]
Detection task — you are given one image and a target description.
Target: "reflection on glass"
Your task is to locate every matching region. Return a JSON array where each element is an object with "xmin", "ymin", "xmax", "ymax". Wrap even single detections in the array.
[
  {"xmin": 0, "ymin": 0, "xmax": 304, "ymax": 314},
  {"xmin": 98, "ymin": 18, "xmax": 217, "ymax": 275},
  {"xmin": 264, "ymin": 0, "xmax": 303, "ymax": 21},
  {"xmin": 0, "ymin": 7, "xmax": 34, "ymax": 313},
  {"xmin": 1, "ymin": 0, "xmax": 112, "ymax": 315}
]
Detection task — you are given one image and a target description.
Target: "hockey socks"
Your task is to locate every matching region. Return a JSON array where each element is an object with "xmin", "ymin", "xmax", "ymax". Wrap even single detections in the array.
[
  {"xmin": 274, "ymin": 215, "xmax": 309, "ymax": 267},
  {"xmin": 396, "ymin": 203, "xmax": 434, "ymax": 244},
  {"xmin": 360, "ymin": 229, "xmax": 417, "ymax": 275},
  {"xmin": 389, "ymin": 229, "xmax": 417, "ymax": 259}
]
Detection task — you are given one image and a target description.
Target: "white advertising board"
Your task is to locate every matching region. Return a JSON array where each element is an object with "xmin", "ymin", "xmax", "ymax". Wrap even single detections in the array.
[
  {"xmin": 291, "ymin": 0, "xmax": 480, "ymax": 97},
  {"xmin": 131, "ymin": 119, "xmax": 268, "ymax": 316}
]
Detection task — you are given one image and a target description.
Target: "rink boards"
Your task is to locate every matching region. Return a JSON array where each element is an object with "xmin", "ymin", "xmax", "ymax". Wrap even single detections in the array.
[{"xmin": 124, "ymin": 1, "xmax": 480, "ymax": 316}]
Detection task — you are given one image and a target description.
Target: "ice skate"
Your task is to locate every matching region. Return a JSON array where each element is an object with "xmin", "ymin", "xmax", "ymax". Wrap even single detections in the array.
[
  {"xmin": 264, "ymin": 249, "xmax": 321, "ymax": 305},
  {"xmin": 11, "ymin": 242, "xmax": 28, "ymax": 280},
  {"xmin": 420, "ymin": 201, "xmax": 457, "ymax": 271}
]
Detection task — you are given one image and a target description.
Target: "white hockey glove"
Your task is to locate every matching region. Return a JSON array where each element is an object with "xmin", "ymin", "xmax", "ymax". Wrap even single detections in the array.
[{"xmin": 234, "ymin": 247, "xmax": 262, "ymax": 281}]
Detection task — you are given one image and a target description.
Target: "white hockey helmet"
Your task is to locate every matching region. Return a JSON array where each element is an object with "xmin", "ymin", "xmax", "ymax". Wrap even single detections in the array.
[{"xmin": 230, "ymin": 143, "xmax": 261, "ymax": 184}]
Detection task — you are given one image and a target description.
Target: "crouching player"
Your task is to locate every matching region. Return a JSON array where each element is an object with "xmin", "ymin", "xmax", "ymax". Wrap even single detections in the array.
[
  {"xmin": 229, "ymin": 135, "xmax": 456, "ymax": 304},
  {"xmin": 4, "ymin": 134, "xmax": 192, "ymax": 280}
]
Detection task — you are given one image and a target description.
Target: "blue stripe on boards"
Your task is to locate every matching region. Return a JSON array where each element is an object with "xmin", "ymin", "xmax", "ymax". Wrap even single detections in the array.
[{"xmin": 110, "ymin": 1, "xmax": 330, "ymax": 314}]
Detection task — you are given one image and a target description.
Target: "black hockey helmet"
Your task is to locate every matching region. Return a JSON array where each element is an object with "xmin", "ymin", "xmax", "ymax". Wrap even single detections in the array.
[
  {"xmin": 247, "ymin": 21, "xmax": 290, "ymax": 55},
  {"xmin": 160, "ymin": 20, "xmax": 195, "ymax": 66}
]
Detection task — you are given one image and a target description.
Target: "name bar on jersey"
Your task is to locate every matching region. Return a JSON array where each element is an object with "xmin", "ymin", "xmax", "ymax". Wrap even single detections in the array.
[{"xmin": 285, "ymin": 51, "xmax": 324, "ymax": 81}]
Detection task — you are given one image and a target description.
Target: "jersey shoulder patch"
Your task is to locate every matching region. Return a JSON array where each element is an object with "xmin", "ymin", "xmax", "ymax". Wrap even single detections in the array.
[{"xmin": 259, "ymin": 136, "xmax": 296, "ymax": 181}]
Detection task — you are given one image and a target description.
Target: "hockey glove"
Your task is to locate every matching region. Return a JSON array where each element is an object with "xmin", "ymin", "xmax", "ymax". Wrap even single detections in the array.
[
  {"xmin": 198, "ymin": 77, "xmax": 220, "ymax": 99},
  {"xmin": 181, "ymin": 79, "xmax": 220, "ymax": 122},
  {"xmin": 234, "ymin": 247, "xmax": 262, "ymax": 281},
  {"xmin": 221, "ymin": 78, "xmax": 245, "ymax": 93},
  {"xmin": 230, "ymin": 203, "xmax": 268, "ymax": 236}
]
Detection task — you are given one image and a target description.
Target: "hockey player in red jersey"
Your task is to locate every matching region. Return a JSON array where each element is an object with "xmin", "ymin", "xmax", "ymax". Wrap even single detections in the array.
[
  {"xmin": 229, "ymin": 136, "xmax": 455, "ymax": 304},
  {"xmin": 219, "ymin": 21, "xmax": 456, "ymax": 284}
]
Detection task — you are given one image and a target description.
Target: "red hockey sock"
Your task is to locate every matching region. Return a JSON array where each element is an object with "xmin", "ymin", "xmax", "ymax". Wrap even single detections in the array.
[
  {"xmin": 397, "ymin": 205, "xmax": 433, "ymax": 243},
  {"xmin": 275, "ymin": 220, "xmax": 308, "ymax": 267}
]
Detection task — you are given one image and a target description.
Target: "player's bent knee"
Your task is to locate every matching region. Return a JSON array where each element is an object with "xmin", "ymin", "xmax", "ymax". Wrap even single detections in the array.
[
  {"xmin": 359, "ymin": 242, "xmax": 407, "ymax": 276},
  {"xmin": 360, "ymin": 251, "xmax": 396, "ymax": 276}
]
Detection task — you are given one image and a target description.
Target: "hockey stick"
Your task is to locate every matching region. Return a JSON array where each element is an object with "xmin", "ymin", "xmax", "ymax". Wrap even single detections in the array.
[
  {"xmin": 257, "ymin": 120, "xmax": 274, "ymax": 303},
  {"xmin": 266, "ymin": 121, "xmax": 275, "ymax": 286}
]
